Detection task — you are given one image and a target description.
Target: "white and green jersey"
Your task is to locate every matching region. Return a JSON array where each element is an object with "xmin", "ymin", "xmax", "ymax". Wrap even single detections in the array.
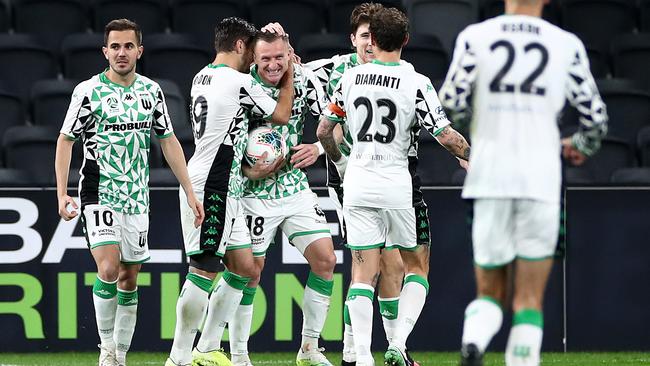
[
  {"xmin": 60, "ymin": 72, "xmax": 173, "ymax": 214},
  {"xmin": 187, "ymin": 64, "xmax": 278, "ymax": 199},
  {"xmin": 325, "ymin": 60, "xmax": 451, "ymax": 209},
  {"xmin": 306, "ymin": 53, "xmax": 359, "ymax": 188},
  {"xmin": 243, "ymin": 63, "xmax": 327, "ymax": 199}
]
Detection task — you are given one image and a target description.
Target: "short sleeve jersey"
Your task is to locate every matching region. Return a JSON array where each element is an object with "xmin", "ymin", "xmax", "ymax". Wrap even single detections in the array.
[
  {"xmin": 439, "ymin": 15, "xmax": 608, "ymax": 203},
  {"xmin": 60, "ymin": 72, "xmax": 173, "ymax": 214},
  {"xmin": 187, "ymin": 64, "xmax": 277, "ymax": 199},
  {"xmin": 325, "ymin": 60, "xmax": 451, "ymax": 209},
  {"xmin": 243, "ymin": 63, "xmax": 327, "ymax": 199}
]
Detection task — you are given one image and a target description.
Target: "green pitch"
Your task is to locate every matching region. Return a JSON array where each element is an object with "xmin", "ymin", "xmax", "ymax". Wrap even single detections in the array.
[{"xmin": 0, "ymin": 352, "xmax": 648, "ymax": 365}]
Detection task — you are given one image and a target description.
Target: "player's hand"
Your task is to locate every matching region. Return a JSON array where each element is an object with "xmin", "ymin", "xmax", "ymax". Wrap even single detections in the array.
[
  {"xmin": 288, "ymin": 45, "xmax": 301, "ymax": 65},
  {"xmin": 245, "ymin": 152, "xmax": 286, "ymax": 180},
  {"xmin": 561, "ymin": 137, "xmax": 587, "ymax": 166},
  {"xmin": 280, "ymin": 60, "xmax": 294, "ymax": 89},
  {"xmin": 261, "ymin": 22, "xmax": 287, "ymax": 36},
  {"xmin": 457, "ymin": 157, "xmax": 469, "ymax": 170},
  {"xmin": 58, "ymin": 195, "xmax": 78, "ymax": 221},
  {"xmin": 186, "ymin": 192, "xmax": 204, "ymax": 228},
  {"xmin": 290, "ymin": 144, "xmax": 319, "ymax": 169}
]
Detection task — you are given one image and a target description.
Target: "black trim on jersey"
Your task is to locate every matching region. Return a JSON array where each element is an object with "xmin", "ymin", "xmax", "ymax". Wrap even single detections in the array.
[
  {"xmin": 80, "ymin": 158, "xmax": 100, "ymax": 206},
  {"xmin": 408, "ymin": 156, "xmax": 425, "ymax": 206},
  {"xmin": 204, "ymin": 145, "xmax": 234, "ymax": 193},
  {"xmin": 200, "ymin": 189, "xmax": 228, "ymax": 252},
  {"xmin": 326, "ymin": 156, "xmax": 342, "ymax": 189}
]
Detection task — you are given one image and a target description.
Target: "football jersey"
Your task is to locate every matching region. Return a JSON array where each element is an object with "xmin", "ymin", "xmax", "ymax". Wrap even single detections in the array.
[
  {"xmin": 439, "ymin": 15, "xmax": 608, "ymax": 203},
  {"xmin": 306, "ymin": 54, "xmax": 358, "ymax": 188},
  {"xmin": 243, "ymin": 63, "xmax": 327, "ymax": 199},
  {"xmin": 325, "ymin": 60, "xmax": 451, "ymax": 209},
  {"xmin": 60, "ymin": 72, "xmax": 173, "ymax": 214},
  {"xmin": 187, "ymin": 64, "xmax": 277, "ymax": 198}
]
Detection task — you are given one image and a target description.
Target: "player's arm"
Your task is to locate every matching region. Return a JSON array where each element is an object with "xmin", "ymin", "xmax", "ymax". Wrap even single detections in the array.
[
  {"xmin": 438, "ymin": 30, "xmax": 478, "ymax": 131},
  {"xmin": 154, "ymin": 87, "xmax": 204, "ymax": 227},
  {"xmin": 435, "ymin": 125, "xmax": 471, "ymax": 162},
  {"xmin": 242, "ymin": 153, "xmax": 286, "ymax": 180},
  {"xmin": 269, "ymin": 61, "xmax": 294, "ymax": 125},
  {"xmin": 318, "ymin": 109, "xmax": 347, "ymax": 176},
  {"xmin": 562, "ymin": 38, "xmax": 609, "ymax": 165}
]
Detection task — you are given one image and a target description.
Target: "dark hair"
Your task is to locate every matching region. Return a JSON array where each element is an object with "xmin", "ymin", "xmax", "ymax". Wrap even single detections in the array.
[
  {"xmin": 214, "ymin": 17, "xmax": 258, "ymax": 53},
  {"xmin": 349, "ymin": 2, "xmax": 384, "ymax": 34},
  {"xmin": 369, "ymin": 7, "xmax": 409, "ymax": 52},
  {"xmin": 104, "ymin": 19, "xmax": 142, "ymax": 46}
]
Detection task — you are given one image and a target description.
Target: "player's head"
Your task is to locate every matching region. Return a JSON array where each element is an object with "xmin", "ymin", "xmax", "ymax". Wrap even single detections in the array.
[
  {"xmin": 103, "ymin": 19, "xmax": 143, "ymax": 77},
  {"xmin": 214, "ymin": 17, "xmax": 259, "ymax": 72},
  {"xmin": 349, "ymin": 2, "xmax": 384, "ymax": 64},
  {"xmin": 369, "ymin": 7, "xmax": 409, "ymax": 53},
  {"xmin": 253, "ymin": 31, "xmax": 290, "ymax": 86}
]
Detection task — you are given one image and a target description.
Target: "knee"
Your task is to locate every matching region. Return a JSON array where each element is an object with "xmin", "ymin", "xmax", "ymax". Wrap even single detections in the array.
[
  {"xmin": 97, "ymin": 261, "xmax": 119, "ymax": 282},
  {"xmin": 310, "ymin": 251, "xmax": 336, "ymax": 277}
]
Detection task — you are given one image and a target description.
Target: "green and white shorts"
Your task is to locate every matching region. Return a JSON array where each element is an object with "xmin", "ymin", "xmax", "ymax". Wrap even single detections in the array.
[
  {"xmin": 180, "ymin": 189, "xmax": 251, "ymax": 258},
  {"xmin": 471, "ymin": 198, "xmax": 560, "ymax": 268},
  {"xmin": 343, "ymin": 204, "xmax": 431, "ymax": 251},
  {"xmin": 81, "ymin": 204, "xmax": 150, "ymax": 264},
  {"xmin": 241, "ymin": 190, "xmax": 331, "ymax": 257}
]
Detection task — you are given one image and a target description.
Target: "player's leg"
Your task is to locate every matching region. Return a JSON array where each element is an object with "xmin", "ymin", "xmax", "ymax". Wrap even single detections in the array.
[
  {"xmin": 460, "ymin": 199, "xmax": 514, "ymax": 366},
  {"xmin": 345, "ymin": 206, "xmax": 384, "ymax": 366},
  {"xmin": 84, "ymin": 205, "xmax": 121, "ymax": 366},
  {"xmin": 328, "ymin": 187, "xmax": 356, "ymax": 366},
  {"xmin": 229, "ymin": 256, "xmax": 266, "ymax": 366},
  {"xmin": 377, "ymin": 249, "xmax": 404, "ymax": 344},
  {"xmin": 113, "ymin": 212, "xmax": 151, "ymax": 366},
  {"xmin": 504, "ymin": 199, "xmax": 559, "ymax": 366}
]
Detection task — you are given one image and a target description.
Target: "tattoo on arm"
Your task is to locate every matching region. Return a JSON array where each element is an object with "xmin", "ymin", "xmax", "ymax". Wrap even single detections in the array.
[
  {"xmin": 438, "ymin": 126, "xmax": 470, "ymax": 161},
  {"xmin": 317, "ymin": 119, "xmax": 342, "ymax": 161}
]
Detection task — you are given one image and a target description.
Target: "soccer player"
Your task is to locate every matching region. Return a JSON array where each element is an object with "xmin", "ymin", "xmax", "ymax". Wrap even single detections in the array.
[
  {"xmin": 226, "ymin": 31, "xmax": 337, "ymax": 366},
  {"xmin": 54, "ymin": 19, "xmax": 204, "ymax": 366},
  {"xmin": 165, "ymin": 18, "xmax": 294, "ymax": 366},
  {"xmin": 318, "ymin": 8, "xmax": 471, "ymax": 366},
  {"xmin": 304, "ymin": 4, "xmax": 411, "ymax": 364},
  {"xmin": 437, "ymin": 0, "xmax": 608, "ymax": 364}
]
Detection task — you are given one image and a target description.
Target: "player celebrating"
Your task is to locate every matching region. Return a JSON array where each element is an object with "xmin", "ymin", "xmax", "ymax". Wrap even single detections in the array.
[
  {"xmin": 438, "ymin": 0, "xmax": 608, "ymax": 365},
  {"xmin": 318, "ymin": 8, "xmax": 470, "ymax": 366},
  {"xmin": 304, "ymin": 4, "xmax": 411, "ymax": 365},
  {"xmin": 226, "ymin": 31, "xmax": 337, "ymax": 366},
  {"xmin": 55, "ymin": 19, "xmax": 204, "ymax": 366},
  {"xmin": 165, "ymin": 18, "xmax": 294, "ymax": 366}
]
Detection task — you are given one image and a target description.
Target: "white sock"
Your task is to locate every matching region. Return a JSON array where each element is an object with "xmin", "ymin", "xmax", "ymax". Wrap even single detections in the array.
[
  {"xmin": 169, "ymin": 273, "xmax": 212, "ymax": 365},
  {"xmin": 378, "ymin": 297, "xmax": 399, "ymax": 344},
  {"xmin": 342, "ymin": 302, "xmax": 356, "ymax": 362},
  {"xmin": 196, "ymin": 270, "xmax": 248, "ymax": 352},
  {"xmin": 114, "ymin": 288, "xmax": 138, "ymax": 365},
  {"xmin": 347, "ymin": 283, "xmax": 374, "ymax": 365},
  {"xmin": 461, "ymin": 297, "xmax": 504, "ymax": 353},
  {"xmin": 229, "ymin": 286, "xmax": 256, "ymax": 357},
  {"xmin": 505, "ymin": 309, "xmax": 544, "ymax": 366},
  {"xmin": 92, "ymin": 276, "xmax": 118, "ymax": 350},
  {"xmin": 300, "ymin": 272, "xmax": 333, "ymax": 351},
  {"xmin": 391, "ymin": 274, "xmax": 428, "ymax": 351}
]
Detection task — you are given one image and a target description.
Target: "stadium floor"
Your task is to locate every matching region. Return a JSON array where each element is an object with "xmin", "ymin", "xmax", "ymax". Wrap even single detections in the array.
[{"xmin": 0, "ymin": 352, "xmax": 649, "ymax": 365}]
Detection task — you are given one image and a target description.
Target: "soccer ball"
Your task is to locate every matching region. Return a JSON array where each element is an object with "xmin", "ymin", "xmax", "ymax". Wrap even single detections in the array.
[{"xmin": 244, "ymin": 126, "xmax": 287, "ymax": 165}]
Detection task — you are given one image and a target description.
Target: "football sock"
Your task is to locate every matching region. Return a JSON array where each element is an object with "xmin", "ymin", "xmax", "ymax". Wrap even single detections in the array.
[
  {"xmin": 461, "ymin": 296, "xmax": 503, "ymax": 353},
  {"xmin": 378, "ymin": 297, "xmax": 399, "ymax": 344},
  {"xmin": 196, "ymin": 270, "xmax": 248, "ymax": 352},
  {"xmin": 342, "ymin": 302, "xmax": 356, "ymax": 362},
  {"xmin": 92, "ymin": 276, "xmax": 118, "ymax": 350},
  {"xmin": 391, "ymin": 274, "xmax": 428, "ymax": 351},
  {"xmin": 229, "ymin": 286, "xmax": 257, "ymax": 357},
  {"xmin": 301, "ymin": 272, "xmax": 333, "ymax": 351},
  {"xmin": 347, "ymin": 283, "xmax": 375, "ymax": 364},
  {"xmin": 114, "ymin": 288, "xmax": 138, "ymax": 365},
  {"xmin": 505, "ymin": 309, "xmax": 543, "ymax": 366},
  {"xmin": 169, "ymin": 273, "xmax": 212, "ymax": 365}
]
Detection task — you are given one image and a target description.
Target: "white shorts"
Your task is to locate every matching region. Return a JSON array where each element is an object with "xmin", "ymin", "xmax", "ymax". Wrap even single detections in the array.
[
  {"xmin": 81, "ymin": 204, "xmax": 150, "ymax": 264},
  {"xmin": 471, "ymin": 198, "xmax": 560, "ymax": 268},
  {"xmin": 180, "ymin": 190, "xmax": 251, "ymax": 258},
  {"xmin": 343, "ymin": 204, "xmax": 431, "ymax": 251},
  {"xmin": 241, "ymin": 190, "xmax": 331, "ymax": 257}
]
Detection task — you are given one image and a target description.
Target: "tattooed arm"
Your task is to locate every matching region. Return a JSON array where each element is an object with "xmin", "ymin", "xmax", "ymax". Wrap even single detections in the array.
[
  {"xmin": 435, "ymin": 125, "xmax": 471, "ymax": 161},
  {"xmin": 317, "ymin": 116, "xmax": 342, "ymax": 162}
]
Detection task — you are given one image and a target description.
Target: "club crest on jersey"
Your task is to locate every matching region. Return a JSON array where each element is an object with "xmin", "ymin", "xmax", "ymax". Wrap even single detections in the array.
[
  {"xmin": 103, "ymin": 96, "xmax": 122, "ymax": 116},
  {"xmin": 137, "ymin": 92, "xmax": 153, "ymax": 111}
]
